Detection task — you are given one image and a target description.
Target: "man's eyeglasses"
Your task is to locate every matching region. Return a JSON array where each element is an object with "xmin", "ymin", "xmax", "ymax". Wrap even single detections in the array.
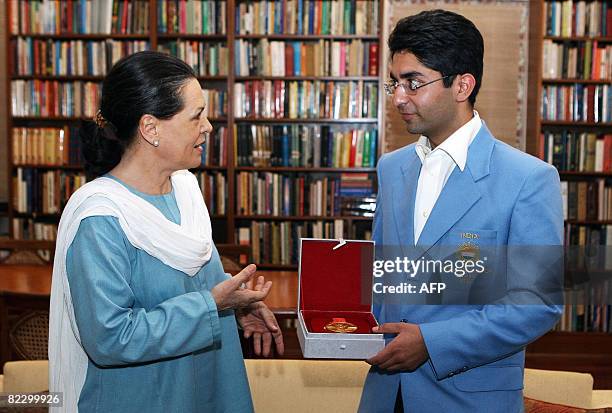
[{"xmin": 383, "ymin": 75, "xmax": 454, "ymax": 96}]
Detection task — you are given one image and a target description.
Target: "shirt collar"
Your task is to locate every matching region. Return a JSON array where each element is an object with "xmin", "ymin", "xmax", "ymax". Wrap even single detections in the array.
[{"xmin": 415, "ymin": 111, "xmax": 482, "ymax": 171}]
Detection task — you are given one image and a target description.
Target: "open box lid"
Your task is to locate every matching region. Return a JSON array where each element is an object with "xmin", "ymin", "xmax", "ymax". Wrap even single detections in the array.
[{"xmin": 298, "ymin": 238, "xmax": 375, "ymax": 313}]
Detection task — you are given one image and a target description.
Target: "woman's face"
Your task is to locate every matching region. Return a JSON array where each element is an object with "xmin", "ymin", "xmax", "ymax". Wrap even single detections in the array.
[{"xmin": 156, "ymin": 78, "xmax": 213, "ymax": 170}]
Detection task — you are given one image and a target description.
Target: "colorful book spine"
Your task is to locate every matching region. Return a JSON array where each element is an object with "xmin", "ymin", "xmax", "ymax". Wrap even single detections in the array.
[
  {"xmin": 235, "ymin": 0, "xmax": 379, "ymax": 35},
  {"xmin": 545, "ymin": 1, "xmax": 610, "ymax": 37},
  {"xmin": 234, "ymin": 124, "xmax": 377, "ymax": 167},
  {"xmin": 234, "ymin": 80, "xmax": 378, "ymax": 119},
  {"xmin": 541, "ymin": 84, "xmax": 611, "ymax": 123}
]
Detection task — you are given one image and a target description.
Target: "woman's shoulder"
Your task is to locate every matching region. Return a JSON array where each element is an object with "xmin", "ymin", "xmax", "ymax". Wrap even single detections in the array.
[{"xmin": 71, "ymin": 215, "xmax": 132, "ymax": 254}]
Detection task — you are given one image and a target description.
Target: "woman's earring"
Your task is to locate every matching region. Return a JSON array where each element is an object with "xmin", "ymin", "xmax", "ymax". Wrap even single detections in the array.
[{"xmin": 153, "ymin": 140, "xmax": 160, "ymax": 147}]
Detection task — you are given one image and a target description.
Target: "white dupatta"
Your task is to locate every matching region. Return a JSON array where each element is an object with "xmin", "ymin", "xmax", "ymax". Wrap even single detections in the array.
[{"xmin": 48, "ymin": 170, "xmax": 213, "ymax": 412}]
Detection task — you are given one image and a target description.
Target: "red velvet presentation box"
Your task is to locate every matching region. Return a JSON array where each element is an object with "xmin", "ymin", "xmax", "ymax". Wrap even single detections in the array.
[{"xmin": 297, "ymin": 238, "xmax": 385, "ymax": 359}]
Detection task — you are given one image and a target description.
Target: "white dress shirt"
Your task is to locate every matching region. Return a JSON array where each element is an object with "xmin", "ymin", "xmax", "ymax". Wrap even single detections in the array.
[{"xmin": 413, "ymin": 111, "xmax": 483, "ymax": 244}]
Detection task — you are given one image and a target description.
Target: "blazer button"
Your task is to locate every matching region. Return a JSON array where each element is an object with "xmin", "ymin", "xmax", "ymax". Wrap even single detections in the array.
[
  {"xmin": 462, "ymin": 366, "xmax": 468, "ymax": 372},
  {"xmin": 400, "ymin": 319, "xmax": 408, "ymax": 323}
]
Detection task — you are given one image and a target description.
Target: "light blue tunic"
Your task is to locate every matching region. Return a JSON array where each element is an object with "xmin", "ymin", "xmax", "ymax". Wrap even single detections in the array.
[{"xmin": 66, "ymin": 176, "xmax": 253, "ymax": 413}]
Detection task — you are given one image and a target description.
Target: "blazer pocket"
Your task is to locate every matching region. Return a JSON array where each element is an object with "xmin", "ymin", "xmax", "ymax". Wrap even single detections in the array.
[{"xmin": 453, "ymin": 366, "xmax": 524, "ymax": 392}]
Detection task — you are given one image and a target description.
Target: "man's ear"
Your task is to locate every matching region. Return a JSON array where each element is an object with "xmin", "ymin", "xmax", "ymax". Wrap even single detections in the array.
[
  {"xmin": 138, "ymin": 114, "xmax": 159, "ymax": 145},
  {"xmin": 455, "ymin": 74, "xmax": 476, "ymax": 103}
]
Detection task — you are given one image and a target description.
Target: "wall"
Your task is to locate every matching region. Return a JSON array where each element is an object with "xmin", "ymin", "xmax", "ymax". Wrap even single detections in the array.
[{"xmin": 382, "ymin": 0, "xmax": 530, "ymax": 153}]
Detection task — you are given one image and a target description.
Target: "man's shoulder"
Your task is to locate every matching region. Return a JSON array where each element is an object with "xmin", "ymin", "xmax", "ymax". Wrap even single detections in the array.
[
  {"xmin": 378, "ymin": 143, "xmax": 417, "ymax": 170},
  {"xmin": 489, "ymin": 136, "xmax": 557, "ymax": 179}
]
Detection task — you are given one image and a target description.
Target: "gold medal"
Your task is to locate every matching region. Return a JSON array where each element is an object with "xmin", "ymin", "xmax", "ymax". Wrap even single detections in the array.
[{"xmin": 324, "ymin": 317, "xmax": 358, "ymax": 333}]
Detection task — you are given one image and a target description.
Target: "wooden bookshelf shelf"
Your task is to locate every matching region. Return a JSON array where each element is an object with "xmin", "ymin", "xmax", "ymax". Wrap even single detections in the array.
[
  {"xmin": 565, "ymin": 220, "xmax": 612, "ymax": 225},
  {"xmin": 233, "ymin": 118, "xmax": 379, "ymax": 124},
  {"xmin": 9, "ymin": 33, "xmax": 149, "ymax": 40},
  {"xmin": 157, "ymin": 34, "xmax": 227, "ymax": 40},
  {"xmin": 235, "ymin": 215, "xmax": 372, "ymax": 221},
  {"xmin": 234, "ymin": 34, "xmax": 379, "ymax": 40},
  {"xmin": 13, "ymin": 212, "xmax": 61, "ymax": 219},
  {"xmin": 559, "ymin": 171, "xmax": 612, "ymax": 177},
  {"xmin": 542, "ymin": 78, "xmax": 612, "ymax": 84},
  {"xmin": 235, "ymin": 76, "xmax": 379, "ymax": 81},
  {"xmin": 12, "ymin": 116, "xmax": 229, "ymax": 123},
  {"xmin": 12, "ymin": 75, "xmax": 106, "ymax": 81},
  {"xmin": 540, "ymin": 121, "xmax": 612, "ymax": 127},
  {"xmin": 196, "ymin": 76, "xmax": 228, "ymax": 81},
  {"xmin": 235, "ymin": 167, "xmax": 376, "ymax": 173},
  {"xmin": 13, "ymin": 164, "xmax": 83, "ymax": 170},
  {"xmin": 194, "ymin": 166, "xmax": 228, "ymax": 171},
  {"xmin": 12, "ymin": 116, "xmax": 88, "ymax": 122},
  {"xmin": 543, "ymin": 36, "xmax": 612, "ymax": 42}
]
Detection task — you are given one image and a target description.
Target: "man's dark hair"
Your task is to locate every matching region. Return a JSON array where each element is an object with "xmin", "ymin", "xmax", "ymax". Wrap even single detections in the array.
[{"xmin": 388, "ymin": 9, "xmax": 484, "ymax": 105}]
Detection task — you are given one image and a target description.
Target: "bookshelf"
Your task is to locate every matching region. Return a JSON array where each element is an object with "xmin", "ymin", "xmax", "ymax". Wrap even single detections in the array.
[
  {"xmin": 524, "ymin": 0, "xmax": 612, "ymax": 388},
  {"xmin": 4, "ymin": 0, "xmax": 383, "ymax": 270}
]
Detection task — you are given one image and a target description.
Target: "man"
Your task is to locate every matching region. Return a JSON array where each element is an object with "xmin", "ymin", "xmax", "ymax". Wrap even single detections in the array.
[{"xmin": 358, "ymin": 10, "xmax": 563, "ymax": 413}]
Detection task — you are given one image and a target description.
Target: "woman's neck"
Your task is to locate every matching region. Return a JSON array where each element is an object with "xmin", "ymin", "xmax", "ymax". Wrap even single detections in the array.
[{"xmin": 109, "ymin": 148, "xmax": 172, "ymax": 195}]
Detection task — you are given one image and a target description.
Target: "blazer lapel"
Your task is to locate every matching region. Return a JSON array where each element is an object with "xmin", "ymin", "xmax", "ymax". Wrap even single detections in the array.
[
  {"xmin": 416, "ymin": 167, "xmax": 481, "ymax": 253},
  {"xmin": 415, "ymin": 123, "xmax": 496, "ymax": 255},
  {"xmin": 391, "ymin": 150, "xmax": 420, "ymax": 256}
]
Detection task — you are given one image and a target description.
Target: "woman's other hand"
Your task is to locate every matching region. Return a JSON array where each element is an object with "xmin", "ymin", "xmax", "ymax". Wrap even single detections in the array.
[{"xmin": 236, "ymin": 302, "xmax": 285, "ymax": 357}]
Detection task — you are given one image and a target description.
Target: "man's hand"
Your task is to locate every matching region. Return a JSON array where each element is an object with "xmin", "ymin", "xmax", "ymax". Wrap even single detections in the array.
[
  {"xmin": 236, "ymin": 301, "xmax": 285, "ymax": 357},
  {"xmin": 366, "ymin": 323, "xmax": 429, "ymax": 371}
]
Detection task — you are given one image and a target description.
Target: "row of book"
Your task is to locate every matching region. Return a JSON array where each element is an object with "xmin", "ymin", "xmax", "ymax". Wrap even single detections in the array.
[
  {"xmin": 201, "ymin": 126, "xmax": 228, "ymax": 167},
  {"xmin": 13, "ymin": 122, "xmax": 227, "ymax": 167},
  {"xmin": 545, "ymin": 1, "xmax": 610, "ymax": 37},
  {"xmin": 555, "ymin": 303, "xmax": 612, "ymax": 333},
  {"xmin": 9, "ymin": 0, "xmax": 150, "ymax": 35},
  {"xmin": 235, "ymin": 0, "xmax": 379, "ymax": 35},
  {"xmin": 13, "ymin": 168, "xmax": 87, "ymax": 215},
  {"xmin": 201, "ymin": 89, "xmax": 228, "ymax": 118},
  {"xmin": 10, "ymin": 82, "xmax": 224, "ymax": 122},
  {"xmin": 157, "ymin": 42, "xmax": 228, "ymax": 77},
  {"xmin": 234, "ymin": 124, "xmax": 377, "ymax": 168},
  {"xmin": 564, "ymin": 225, "xmax": 612, "ymax": 276},
  {"xmin": 157, "ymin": 0, "xmax": 227, "ymax": 34},
  {"xmin": 542, "ymin": 132, "xmax": 612, "ymax": 172},
  {"xmin": 11, "ymin": 80, "xmax": 100, "ymax": 118},
  {"xmin": 235, "ymin": 172, "xmax": 374, "ymax": 216},
  {"xmin": 11, "ymin": 218, "xmax": 57, "ymax": 241},
  {"xmin": 11, "ymin": 38, "xmax": 149, "ymax": 77},
  {"xmin": 561, "ymin": 180, "xmax": 612, "ymax": 221},
  {"xmin": 541, "ymin": 84, "xmax": 611, "ymax": 123},
  {"xmin": 12, "ymin": 126, "xmax": 80, "ymax": 166},
  {"xmin": 565, "ymin": 224, "xmax": 612, "ymax": 247},
  {"xmin": 194, "ymin": 171, "xmax": 227, "ymax": 215},
  {"xmin": 236, "ymin": 219, "xmax": 372, "ymax": 265},
  {"xmin": 234, "ymin": 39, "xmax": 378, "ymax": 77},
  {"xmin": 542, "ymin": 40, "xmax": 611, "ymax": 80},
  {"xmin": 233, "ymin": 80, "xmax": 378, "ymax": 119}
]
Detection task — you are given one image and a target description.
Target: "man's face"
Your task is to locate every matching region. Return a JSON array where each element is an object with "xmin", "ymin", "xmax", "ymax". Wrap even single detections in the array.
[{"xmin": 389, "ymin": 52, "xmax": 458, "ymax": 142}]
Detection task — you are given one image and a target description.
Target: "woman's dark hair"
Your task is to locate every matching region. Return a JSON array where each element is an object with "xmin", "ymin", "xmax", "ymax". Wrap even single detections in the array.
[
  {"xmin": 388, "ymin": 9, "xmax": 484, "ymax": 105},
  {"xmin": 81, "ymin": 51, "xmax": 197, "ymax": 179}
]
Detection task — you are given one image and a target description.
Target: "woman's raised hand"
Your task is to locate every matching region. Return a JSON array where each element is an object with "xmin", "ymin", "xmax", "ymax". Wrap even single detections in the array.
[{"xmin": 211, "ymin": 264, "xmax": 272, "ymax": 311}]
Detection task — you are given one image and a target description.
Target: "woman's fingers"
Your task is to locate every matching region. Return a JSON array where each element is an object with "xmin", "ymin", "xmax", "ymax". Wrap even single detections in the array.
[
  {"xmin": 253, "ymin": 332, "xmax": 262, "ymax": 356},
  {"xmin": 262, "ymin": 333, "xmax": 272, "ymax": 357}
]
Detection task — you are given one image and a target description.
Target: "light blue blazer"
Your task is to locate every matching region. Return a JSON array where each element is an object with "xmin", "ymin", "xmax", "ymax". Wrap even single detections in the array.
[{"xmin": 358, "ymin": 124, "xmax": 564, "ymax": 413}]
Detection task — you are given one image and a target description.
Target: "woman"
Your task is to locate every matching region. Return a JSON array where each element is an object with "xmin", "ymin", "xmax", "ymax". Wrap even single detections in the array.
[{"xmin": 49, "ymin": 51, "xmax": 283, "ymax": 412}]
